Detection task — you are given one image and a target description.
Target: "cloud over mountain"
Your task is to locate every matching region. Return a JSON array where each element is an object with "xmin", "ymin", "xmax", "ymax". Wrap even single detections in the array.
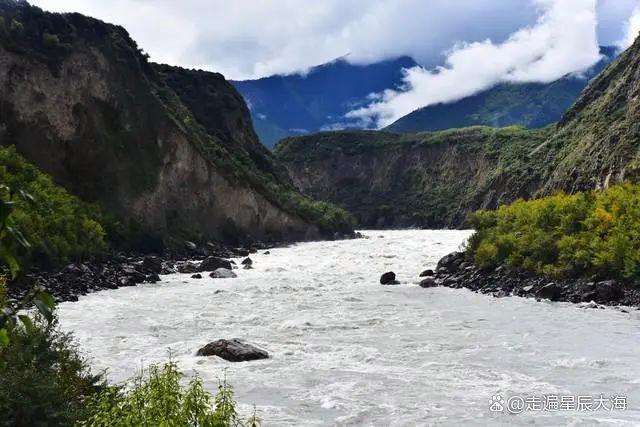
[
  {"xmin": 31, "ymin": 0, "xmax": 635, "ymax": 81},
  {"xmin": 347, "ymin": 0, "xmax": 602, "ymax": 128}
]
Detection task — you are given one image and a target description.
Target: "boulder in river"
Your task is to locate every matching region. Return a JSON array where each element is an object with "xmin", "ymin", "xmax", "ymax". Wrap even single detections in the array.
[
  {"xmin": 419, "ymin": 269, "xmax": 434, "ymax": 277},
  {"xmin": 196, "ymin": 338, "xmax": 269, "ymax": 362},
  {"xmin": 210, "ymin": 268, "xmax": 237, "ymax": 279},
  {"xmin": 380, "ymin": 271, "xmax": 399, "ymax": 285},
  {"xmin": 595, "ymin": 280, "xmax": 623, "ymax": 302},
  {"xmin": 241, "ymin": 257, "xmax": 253, "ymax": 266},
  {"xmin": 191, "ymin": 273, "xmax": 203, "ymax": 279},
  {"xmin": 437, "ymin": 252, "xmax": 464, "ymax": 273},
  {"xmin": 142, "ymin": 256, "xmax": 163, "ymax": 274},
  {"xmin": 536, "ymin": 282, "xmax": 562, "ymax": 301},
  {"xmin": 199, "ymin": 257, "xmax": 232, "ymax": 272},
  {"xmin": 419, "ymin": 277, "xmax": 437, "ymax": 288}
]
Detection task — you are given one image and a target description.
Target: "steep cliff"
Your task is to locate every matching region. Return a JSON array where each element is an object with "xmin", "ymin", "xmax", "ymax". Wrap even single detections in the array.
[
  {"xmin": 0, "ymin": 1, "xmax": 348, "ymax": 247},
  {"xmin": 276, "ymin": 37, "xmax": 640, "ymax": 229},
  {"xmin": 276, "ymin": 127, "xmax": 549, "ymax": 228}
]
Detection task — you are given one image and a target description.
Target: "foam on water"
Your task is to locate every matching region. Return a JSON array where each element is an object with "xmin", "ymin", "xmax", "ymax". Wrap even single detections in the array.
[{"xmin": 57, "ymin": 230, "xmax": 640, "ymax": 426}]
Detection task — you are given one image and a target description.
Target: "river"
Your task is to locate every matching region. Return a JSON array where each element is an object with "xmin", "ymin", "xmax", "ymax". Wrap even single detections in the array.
[{"xmin": 57, "ymin": 230, "xmax": 640, "ymax": 426}]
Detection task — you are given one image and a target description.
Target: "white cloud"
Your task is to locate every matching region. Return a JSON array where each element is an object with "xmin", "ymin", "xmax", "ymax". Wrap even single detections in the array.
[
  {"xmin": 620, "ymin": 5, "xmax": 640, "ymax": 47},
  {"xmin": 30, "ymin": 0, "xmax": 539, "ymax": 79},
  {"xmin": 28, "ymin": 0, "xmax": 638, "ymax": 83},
  {"xmin": 347, "ymin": 0, "xmax": 601, "ymax": 128}
]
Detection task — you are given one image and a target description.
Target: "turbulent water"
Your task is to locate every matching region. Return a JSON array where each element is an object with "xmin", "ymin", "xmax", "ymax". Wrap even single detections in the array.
[{"xmin": 58, "ymin": 230, "xmax": 640, "ymax": 426}]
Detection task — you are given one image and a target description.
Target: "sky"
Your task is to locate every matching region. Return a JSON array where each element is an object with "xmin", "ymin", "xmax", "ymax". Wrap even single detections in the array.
[{"xmin": 30, "ymin": 0, "xmax": 640, "ymax": 127}]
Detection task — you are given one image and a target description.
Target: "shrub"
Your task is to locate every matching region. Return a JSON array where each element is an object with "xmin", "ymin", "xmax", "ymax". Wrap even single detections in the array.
[
  {"xmin": 80, "ymin": 361, "xmax": 260, "ymax": 427},
  {"xmin": 467, "ymin": 182, "xmax": 640, "ymax": 281}
]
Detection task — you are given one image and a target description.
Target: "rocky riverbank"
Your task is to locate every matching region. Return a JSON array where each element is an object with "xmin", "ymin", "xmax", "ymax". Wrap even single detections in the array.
[
  {"xmin": 10, "ymin": 233, "xmax": 362, "ymax": 304},
  {"xmin": 428, "ymin": 252, "xmax": 640, "ymax": 308}
]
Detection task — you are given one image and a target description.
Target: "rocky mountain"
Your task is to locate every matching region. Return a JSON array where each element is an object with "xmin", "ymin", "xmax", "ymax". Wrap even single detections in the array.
[
  {"xmin": 386, "ymin": 46, "xmax": 617, "ymax": 133},
  {"xmin": 276, "ymin": 37, "xmax": 640, "ymax": 228},
  {"xmin": 231, "ymin": 56, "xmax": 418, "ymax": 147},
  {"xmin": 0, "ymin": 1, "xmax": 350, "ymax": 248}
]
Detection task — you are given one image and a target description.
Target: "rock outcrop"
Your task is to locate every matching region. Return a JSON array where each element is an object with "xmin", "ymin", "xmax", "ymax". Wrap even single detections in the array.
[{"xmin": 0, "ymin": 2, "xmax": 348, "ymax": 249}]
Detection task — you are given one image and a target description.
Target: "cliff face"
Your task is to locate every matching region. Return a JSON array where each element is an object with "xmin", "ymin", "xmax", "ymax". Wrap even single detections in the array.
[
  {"xmin": 0, "ymin": 2, "xmax": 326, "ymax": 245},
  {"xmin": 276, "ymin": 37, "xmax": 640, "ymax": 229},
  {"xmin": 276, "ymin": 128, "xmax": 549, "ymax": 228}
]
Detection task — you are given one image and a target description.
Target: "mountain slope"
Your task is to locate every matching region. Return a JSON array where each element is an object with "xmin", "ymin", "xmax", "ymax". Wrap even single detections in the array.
[
  {"xmin": 276, "ymin": 38, "xmax": 640, "ymax": 228},
  {"xmin": 231, "ymin": 56, "xmax": 418, "ymax": 147},
  {"xmin": 0, "ymin": 1, "xmax": 349, "ymax": 247},
  {"xmin": 276, "ymin": 127, "xmax": 549, "ymax": 227},
  {"xmin": 386, "ymin": 47, "xmax": 617, "ymax": 133}
]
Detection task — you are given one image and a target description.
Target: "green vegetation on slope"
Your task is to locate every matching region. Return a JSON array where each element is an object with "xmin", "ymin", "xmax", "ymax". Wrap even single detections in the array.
[
  {"xmin": 277, "ymin": 126, "xmax": 551, "ymax": 228},
  {"xmin": 468, "ymin": 183, "xmax": 640, "ymax": 282},
  {"xmin": 0, "ymin": 146, "xmax": 106, "ymax": 265}
]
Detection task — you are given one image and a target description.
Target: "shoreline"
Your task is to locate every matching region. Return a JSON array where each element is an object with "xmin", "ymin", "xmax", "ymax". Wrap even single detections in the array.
[
  {"xmin": 9, "ymin": 231, "xmax": 362, "ymax": 304},
  {"xmin": 431, "ymin": 252, "xmax": 640, "ymax": 309}
]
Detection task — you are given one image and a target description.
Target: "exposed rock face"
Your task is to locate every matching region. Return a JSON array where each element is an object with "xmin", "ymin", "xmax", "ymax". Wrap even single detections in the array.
[
  {"xmin": 276, "ymin": 128, "xmax": 549, "ymax": 228},
  {"xmin": 196, "ymin": 339, "xmax": 269, "ymax": 362},
  {"xmin": 0, "ymin": 3, "xmax": 326, "ymax": 247}
]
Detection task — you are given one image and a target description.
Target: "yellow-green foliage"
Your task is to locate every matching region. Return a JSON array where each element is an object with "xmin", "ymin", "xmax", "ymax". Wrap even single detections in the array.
[
  {"xmin": 467, "ymin": 182, "xmax": 640, "ymax": 281},
  {"xmin": 0, "ymin": 146, "xmax": 106, "ymax": 263}
]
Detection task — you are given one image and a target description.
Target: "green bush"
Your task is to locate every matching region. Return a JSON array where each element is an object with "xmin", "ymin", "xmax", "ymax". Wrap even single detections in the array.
[
  {"xmin": 0, "ymin": 146, "xmax": 107, "ymax": 264},
  {"xmin": 0, "ymin": 275, "xmax": 103, "ymax": 427},
  {"xmin": 467, "ymin": 182, "xmax": 640, "ymax": 281},
  {"xmin": 81, "ymin": 361, "xmax": 260, "ymax": 427}
]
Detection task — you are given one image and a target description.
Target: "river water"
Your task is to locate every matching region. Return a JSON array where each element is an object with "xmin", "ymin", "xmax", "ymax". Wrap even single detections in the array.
[{"xmin": 57, "ymin": 230, "xmax": 640, "ymax": 426}]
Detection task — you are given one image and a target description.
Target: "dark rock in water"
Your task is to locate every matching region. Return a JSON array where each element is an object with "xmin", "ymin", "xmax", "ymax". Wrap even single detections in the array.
[
  {"xmin": 145, "ymin": 273, "xmax": 161, "ymax": 283},
  {"xmin": 380, "ymin": 271, "xmax": 399, "ymax": 285},
  {"xmin": 122, "ymin": 267, "xmax": 146, "ymax": 284},
  {"xmin": 191, "ymin": 273, "xmax": 203, "ymax": 279},
  {"xmin": 419, "ymin": 277, "xmax": 437, "ymax": 288},
  {"xmin": 596, "ymin": 280, "xmax": 623, "ymax": 302},
  {"xmin": 536, "ymin": 282, "xmax": 562, "ymax": 301},
  {"xmin": 241, "ymin": 257, "xmax": 253, "ymax": 266},
  {"xmin": 236, "ymin": 248, "xmax": 250, "ymax": 257},
  {"xmin": 142, "ymin": 256, "xmax": 163, "ymax": 274},
  {"xmin": 199, "ymin": 257, "xmax": 232, "ymax": 272},
  {"xmin": 243, "ymin": 264, "xmax": 253, "ymax": 270},
  {"xmin": 196, "ymin": 338, "xmax": 269, "ymax": 361},
  {"xmin": 437, "ymin": 252, "xmax": 464, "ymax": 272},
  {"xmin": 177, "ymin": 261, "xmax": 199, "ymax": 274},
  {"xmin": 210, "ymin": 268, "xmax": 237, "ymax": 279},
  {"xmin": 419, "ymin": 269, "xmax": 434, "ymax": 277},
  {"xmin": 264, "ymin": 251, "xmax": 270, "ymax": 255}
]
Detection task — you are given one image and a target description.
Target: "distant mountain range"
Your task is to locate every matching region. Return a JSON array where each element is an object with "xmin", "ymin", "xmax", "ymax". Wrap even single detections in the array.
[
  {"xmin": 386, "ymin": 46, "xmax": 618, "ymax": 133},
  {"xmin": 233, "ymin": 47, "xmax": 617, "ymax": 148},
  {"xmin": 231, "ymin": 56, "xmax": 417, "ymax": 147}
]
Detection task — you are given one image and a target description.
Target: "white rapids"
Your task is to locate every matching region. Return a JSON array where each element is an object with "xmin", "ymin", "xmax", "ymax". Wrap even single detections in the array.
[{"xmin": 57, "ymin": 230, "xmax": 640, "ymax": 426}]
